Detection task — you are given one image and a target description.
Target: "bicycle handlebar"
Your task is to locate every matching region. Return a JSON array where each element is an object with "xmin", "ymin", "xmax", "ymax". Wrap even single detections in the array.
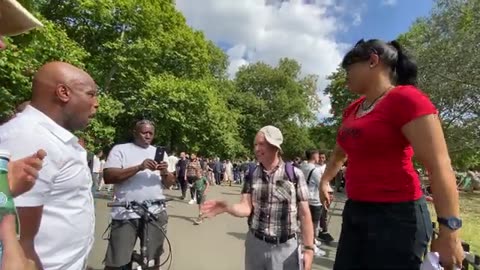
[{"xmin": 107, "ymin": 198, "xmax": 173, "ymax": 208}]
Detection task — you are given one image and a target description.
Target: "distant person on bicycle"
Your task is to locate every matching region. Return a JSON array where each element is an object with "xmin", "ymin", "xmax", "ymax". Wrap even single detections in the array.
[{"xmin": 102, "ymin": 119, "xmax": 176, "ymax": 270}]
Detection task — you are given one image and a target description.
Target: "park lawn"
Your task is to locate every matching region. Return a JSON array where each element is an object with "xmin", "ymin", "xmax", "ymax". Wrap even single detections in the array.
[{"xmin": 428, "ymin": 192, "xmax": 480, "ymax": 254}]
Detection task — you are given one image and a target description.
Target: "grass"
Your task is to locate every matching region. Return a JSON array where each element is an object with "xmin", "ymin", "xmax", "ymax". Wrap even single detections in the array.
[{"xmin": 428, "ymin": 192, "xmax": 480, "ymax": 254}]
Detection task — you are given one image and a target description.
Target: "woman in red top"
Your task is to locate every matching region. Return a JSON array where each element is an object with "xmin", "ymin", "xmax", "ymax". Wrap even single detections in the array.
[{"xmin": 320, "ymin": 39, "xmax": 464, "ymax": 270}]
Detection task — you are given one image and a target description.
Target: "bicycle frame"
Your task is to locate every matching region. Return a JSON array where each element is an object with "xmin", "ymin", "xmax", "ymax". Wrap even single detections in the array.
[{"xmin": 107, "ymin": 199, "xmax": 172, "ymax": 270}]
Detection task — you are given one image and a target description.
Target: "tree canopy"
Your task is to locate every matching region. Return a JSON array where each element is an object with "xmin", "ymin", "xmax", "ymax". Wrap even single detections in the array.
[
  {"xmin": 323, "ymin": 0, "xmax": 480, "ymax": 169},
  {"xmin": 2, "ymin": 0, "xmax": 478, "ymax": 165}
]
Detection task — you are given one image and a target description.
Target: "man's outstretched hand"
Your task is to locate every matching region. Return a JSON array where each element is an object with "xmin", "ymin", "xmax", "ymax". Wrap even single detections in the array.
[
  {"xmin": 0, "ymin": 215, "xmax": 37, "ymax": 270},
  {"xmin": 8, "ymin": 150, "xmax": 47, "ymax": 197},
  {"xmin": 201, "ymin": 200, "xmax": 228, "ymax": 218}
]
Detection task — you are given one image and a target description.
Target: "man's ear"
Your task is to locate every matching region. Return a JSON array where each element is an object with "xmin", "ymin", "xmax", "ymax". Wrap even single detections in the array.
[{"xmin": 56, "ymin": 84, "xmax": 71, "ymax": 103}]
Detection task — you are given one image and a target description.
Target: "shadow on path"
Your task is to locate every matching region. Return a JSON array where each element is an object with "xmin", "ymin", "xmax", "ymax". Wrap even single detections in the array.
[
  {"xmin": 221, "ymin": 192, "xmax": 241, "ymax": 196},
  {"xmin": 168, "ymin": 214, "xmax": 195, "ymax": 223},
  {"xmin": 227, "ymin": 231, "xmax": 247, "ymax": 241}
]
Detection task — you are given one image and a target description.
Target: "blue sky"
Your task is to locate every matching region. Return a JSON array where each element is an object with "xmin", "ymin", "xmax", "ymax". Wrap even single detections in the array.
[
  {"xmin": 176, "ymin": 0, "xmax": 436, "ymax": 117},
  {"xmin": 338, "ymin": 0, "xmax": 434, "ymax": 44}
]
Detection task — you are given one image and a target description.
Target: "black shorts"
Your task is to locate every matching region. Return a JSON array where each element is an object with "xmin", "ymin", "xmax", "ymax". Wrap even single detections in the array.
[
  {"xmin": 196, "ymin": 190, "xmax": 206, "ymax": 205},
  {"xmin": 104, "ymin": 211, "xmax": 168, "ymax": 267}
]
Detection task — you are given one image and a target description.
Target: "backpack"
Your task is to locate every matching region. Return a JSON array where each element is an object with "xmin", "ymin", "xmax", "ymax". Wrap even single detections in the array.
[{"xmin": 245, "ymin": 161, "xmax": 298, "ymax": 185}]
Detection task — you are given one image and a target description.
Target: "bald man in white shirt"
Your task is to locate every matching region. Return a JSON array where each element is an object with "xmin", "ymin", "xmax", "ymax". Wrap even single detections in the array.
[{"xmin": 0, "ymin": 62, "xmax": 99, "ymax": 270}]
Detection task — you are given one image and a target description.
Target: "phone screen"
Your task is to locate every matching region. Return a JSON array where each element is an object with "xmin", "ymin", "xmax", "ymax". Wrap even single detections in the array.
[{"xmin": 154, "ymin": 147, "xmax": 165, "ymax": 163}]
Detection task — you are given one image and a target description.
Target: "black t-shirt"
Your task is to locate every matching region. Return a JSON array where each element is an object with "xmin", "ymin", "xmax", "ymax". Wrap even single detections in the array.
[{"xmin": 176, "ymin": 159, "xmax": 188, "ymax": 178}]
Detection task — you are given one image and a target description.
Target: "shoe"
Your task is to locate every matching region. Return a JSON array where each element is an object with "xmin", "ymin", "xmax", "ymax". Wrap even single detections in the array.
[
  {"xmin": 314, "ymin": 246, "xmax": 326, "ymax": 257},
  {"xmin": 315, "ymin": 239, "xmax": 322, "ymax": 247},
  {"xmin": 318, "ymin": 232, "xmax": 334, "ymax": 243},
  {"xmin": 188, "ymin": 199, "xmax": 196, "ymax": 205},
  {"xmin": 193, "ymin": 218, "xmax": 203, "ymax": 225}
]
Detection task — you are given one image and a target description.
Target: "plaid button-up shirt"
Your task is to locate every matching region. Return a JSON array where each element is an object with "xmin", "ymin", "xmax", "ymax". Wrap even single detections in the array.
[{"xmin": 242, "ymin": 161, "xmax": 309, "ymax": 238}]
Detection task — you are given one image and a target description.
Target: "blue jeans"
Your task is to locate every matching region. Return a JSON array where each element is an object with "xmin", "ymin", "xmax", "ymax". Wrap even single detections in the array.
[{"xmin": 334, "ymin": 197, "xmax": 432, "ymax": 270}]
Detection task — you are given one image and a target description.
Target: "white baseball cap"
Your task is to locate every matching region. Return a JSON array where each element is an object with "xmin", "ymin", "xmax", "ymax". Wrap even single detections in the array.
[
  {"xmin": 0, "ymin": 0, "xmax": 43, "ymax": 36},
  {"xmin": 259, "ymin": 125, "xmax": 283, "ymax": 150}
]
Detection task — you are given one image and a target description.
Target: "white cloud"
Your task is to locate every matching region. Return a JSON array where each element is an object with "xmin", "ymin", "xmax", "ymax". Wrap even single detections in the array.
[
  {"xmin": 381, "ymin": 0, "xmax": 397, "ymax": 6},
  {"xmin": 175, "ymin": 0, "xmax": 359, "ymax": 120}
]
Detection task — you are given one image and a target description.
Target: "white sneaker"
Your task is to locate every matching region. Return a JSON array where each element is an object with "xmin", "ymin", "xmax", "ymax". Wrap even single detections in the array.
[
  {"xmin": 188, "ymin": 199, "xmax": 196, "ymax": 205},
  {"xmin": 315, "ymin": 239, "xmax": 322, "ymax": 247},
  {"xmin": 314, "ymin": 245, "xmax": 326, "ymax": 257}
]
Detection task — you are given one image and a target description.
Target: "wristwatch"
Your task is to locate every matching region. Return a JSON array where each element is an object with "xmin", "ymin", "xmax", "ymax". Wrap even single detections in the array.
[{"xmin": 437, "ymin": 216, "xmax": 462, "ymax": 230}]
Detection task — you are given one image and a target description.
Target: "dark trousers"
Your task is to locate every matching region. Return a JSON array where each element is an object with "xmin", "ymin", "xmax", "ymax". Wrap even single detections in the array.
[
  {"xmin": 214, "ymin": 172, "xmax": 222, "ymax": 185},
  {"xmin": 309, "ymin": 204, "xmax": 323, "ymax": 238},
  {"xmin": 104, "ymin": 211, "xmax": 168, "ymax": 269},
  {"xmin": 319, "ymin": 206, "xmax": 328, "ymax": 232},
  {"xmin": 178, "ymin": 176, "xmax": 187, "ymax": 199},
  {"xmin": 334, "ymin": 197, "xmax": 432, "ymax": 270}
]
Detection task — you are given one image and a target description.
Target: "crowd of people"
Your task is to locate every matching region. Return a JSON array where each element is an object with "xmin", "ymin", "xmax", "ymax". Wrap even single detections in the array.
[{"xmin": 0, "ymin": 1, "xmax": 468, "ymax": 270}]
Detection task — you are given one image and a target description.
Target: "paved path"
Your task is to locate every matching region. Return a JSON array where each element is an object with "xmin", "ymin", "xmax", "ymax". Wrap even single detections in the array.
[{"xmin": 88, "ymin": 185, "xmax": 346, "ymax": 270}]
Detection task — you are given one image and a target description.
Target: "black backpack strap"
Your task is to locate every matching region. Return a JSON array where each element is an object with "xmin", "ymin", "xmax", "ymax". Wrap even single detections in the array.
[{"xmin": 306, "ymin": 168, "xmax": 315, "ymax": 184}]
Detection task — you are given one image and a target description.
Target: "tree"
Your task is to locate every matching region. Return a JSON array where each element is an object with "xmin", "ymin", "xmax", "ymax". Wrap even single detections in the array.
[
  {"xmin": 133, "ymin": 75, "xmax": 247, "ymax": 158},
  {"xmin": 0, "ymin": 19, "xmax": 88, "ymax": 122},
  {"xmin": 230, "ymin": 58, "xmax": 320, "ymax": 157},
  {"xmin": 37, "ymin": 0, "xmax": 232, "ymax": 154},
  {"xmin": 399, "ymin": 0, "xmax": 480, "ymax": 168},
  {"xmin": 323, "ymin": 68, "xmax": 357, "ymax": 126}
]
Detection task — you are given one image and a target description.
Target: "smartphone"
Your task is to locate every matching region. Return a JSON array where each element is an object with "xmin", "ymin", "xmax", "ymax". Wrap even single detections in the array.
[{"xmin": 154, "ymin": 147, "xmax": 165, "ymax": 163}]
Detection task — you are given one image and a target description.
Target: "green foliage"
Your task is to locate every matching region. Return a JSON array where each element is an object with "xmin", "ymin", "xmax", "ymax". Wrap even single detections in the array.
[
  {"xmin": 134, "ymin": 75, "xmax": 247, "ymax": 158},
  {"xmin": 0, "ymin": 18, "xmax": 88, "ymax": 121},
  {"xmin": 230, "ymin": 58, "xmax": 320, "ymax": 157},
  {"xmin": 3, "ymin": 0, "xmax": 478, "ymax": 163}
]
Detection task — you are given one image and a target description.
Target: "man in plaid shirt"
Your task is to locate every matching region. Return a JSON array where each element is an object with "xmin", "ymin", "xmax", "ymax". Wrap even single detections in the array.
[{"xmin": 202, "ymin": 125, "xmax": 315, "ymax": 270}]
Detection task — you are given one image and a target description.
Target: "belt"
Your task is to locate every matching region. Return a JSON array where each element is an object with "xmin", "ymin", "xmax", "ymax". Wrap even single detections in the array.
[{"xmin": 250, "ymin": 229, "xmax": 295, "ymax": 244}]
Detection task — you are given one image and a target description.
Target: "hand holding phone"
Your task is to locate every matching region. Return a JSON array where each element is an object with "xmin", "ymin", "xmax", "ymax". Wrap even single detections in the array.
[{"xmin": 154, "ymin": 147, "xmax": 165, "ymax": 163}]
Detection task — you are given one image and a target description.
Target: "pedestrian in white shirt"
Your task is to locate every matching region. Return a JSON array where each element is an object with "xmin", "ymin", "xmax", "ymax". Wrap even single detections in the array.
[
  {"xmin": 92, "ymin": 150, "xmax": 103, "ymax": 189},
  {"xmin": 103, "ymin": 120, "xmax": 176, "ymax": 270},
  {"xmin": 300, "ymin": 149, "xmax": 326, "ymax": 257},
  {"xmin": 0, "ymin": 61, "xmax": 99, "ymax": 270}
]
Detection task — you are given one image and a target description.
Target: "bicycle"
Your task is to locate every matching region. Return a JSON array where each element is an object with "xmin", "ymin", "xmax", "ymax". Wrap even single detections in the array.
[{"xmin": 106, "ymin": 198, "xmax": 173, "ymax": 270}]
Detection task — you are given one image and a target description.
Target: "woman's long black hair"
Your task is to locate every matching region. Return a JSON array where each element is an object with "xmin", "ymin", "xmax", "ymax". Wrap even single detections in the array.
[{"xmin": 341, "ymin": 39, "xmax": 418, "ymax": 86}]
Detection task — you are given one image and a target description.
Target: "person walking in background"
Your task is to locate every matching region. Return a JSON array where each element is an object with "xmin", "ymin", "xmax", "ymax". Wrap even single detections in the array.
[
  {"xmin": 193, "ymin": 175, "xmax": 209, "ymax": 225},
  {"xmin": 224, "ymin": 159, "xmax": 233, "ymax": 186},
  {"xmin": 315, "ymin": 151, "xmax": 334, "ymax": 244},
  {"xmin": 92, "ymin": 150, "xmax": 104, "ymax": 191},
  {"xmin": 213, "ymin": 157, "xmax": 223, "ymax": 185},
  {"xmin": 301, "ymin": 149, "xmax": 326, "ymax": 257},
  {"xmin": 176, "ymin": 152, "xmax": 189, "ymax": 200},
  {"xmin": 202, "ymin": 126, "xmax": 315, "ymax": 270},
  {"xmin": 186, "ymin": 153, "xmax": 202, "ymax": 205},
  {"xmin": 320, "ymin": 39, "xmax": 464, "ymax": 269},
  {"xmin": 167, "ymin": 151, "xmax": 178, "ymax": 190}
]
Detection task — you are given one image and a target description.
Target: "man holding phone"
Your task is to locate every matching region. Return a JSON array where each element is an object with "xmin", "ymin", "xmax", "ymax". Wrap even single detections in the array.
[{"xmin": 102, "ymin": 120, "xmax": 176, "ymax": 270}]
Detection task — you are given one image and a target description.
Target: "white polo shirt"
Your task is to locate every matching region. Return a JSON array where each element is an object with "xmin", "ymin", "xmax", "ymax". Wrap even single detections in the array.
[
  {"xmin": 105, "ymin": 143, "xmax": 169, "ymax": 220},
  {"xmin": 0, "ymin": 105, "xmax": 95, "ymax": 270}
]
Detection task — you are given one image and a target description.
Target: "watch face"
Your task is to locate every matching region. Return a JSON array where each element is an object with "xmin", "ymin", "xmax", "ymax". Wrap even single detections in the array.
[{"xmin": 448, "ymin": 218, "xmax": 462, "ymax": 229}]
